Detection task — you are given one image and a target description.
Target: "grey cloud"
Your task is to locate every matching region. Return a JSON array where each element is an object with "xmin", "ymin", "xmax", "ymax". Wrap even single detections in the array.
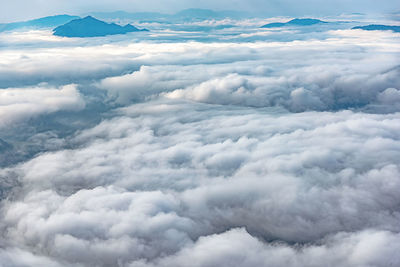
[
  {"xmin": 2, "ymin": 187, "xmax": 195, "ymax": 266},
  {"xmin": 129, "ymin": 228, "xmax": 400, "ymax": 267},
  {"xmin": 96, "ymin": 36, "xmax": 400, "ymax": 112},
  {"xmin": 0, "ymin": 248, "xmax": 65, "ymax": 267},
  {"xmin": 2, "ymin": 100, "xmax": 400, "ymax": 266}
]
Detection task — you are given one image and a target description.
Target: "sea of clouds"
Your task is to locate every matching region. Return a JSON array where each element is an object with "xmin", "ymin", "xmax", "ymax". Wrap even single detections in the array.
[{"xmin": 0, "ymin": 17, "xmax": 400, "ymax": 267}]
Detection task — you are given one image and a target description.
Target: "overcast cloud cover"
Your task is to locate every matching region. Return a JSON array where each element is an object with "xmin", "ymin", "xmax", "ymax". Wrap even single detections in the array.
[{"xmin": 1, "ymin": 1, "xmax": 400, "ymax": 267}]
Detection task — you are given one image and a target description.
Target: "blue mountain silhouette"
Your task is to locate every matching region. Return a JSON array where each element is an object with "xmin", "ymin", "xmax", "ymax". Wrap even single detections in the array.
[
  {"xmin": 261, "ymin": 18, "xmax": 327, "ymax": 28},
  {"xmin": 53, "ymin": 16, "xmax": 148, "ymax": 37},
  {"xmin": 352, "ymin": 24, "xmax": 400, "ymax": 33},
  {"xmin": 1, "ymin": 9, "xmax": 249, "ymax": 33},
  {"xmin": 175, "ymin": 8, "xmax": 219, "ymax": 19},
  {"xmin": 0, "ymin": 15, "xmax": 79, "ymax": 32},
  {"xmin": 89, "ymin": 11, "xmax": 167, "ymax": 21}
]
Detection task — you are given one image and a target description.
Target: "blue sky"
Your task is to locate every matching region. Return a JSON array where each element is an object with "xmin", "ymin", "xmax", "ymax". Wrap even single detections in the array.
[{"xmin": 2, "ymin": 0, "xmax": 399, "ymax": 22}]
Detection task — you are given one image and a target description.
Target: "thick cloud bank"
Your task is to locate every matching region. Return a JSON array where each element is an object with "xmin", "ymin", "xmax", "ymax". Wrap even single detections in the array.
[
  {"xmin": 0, "ymin": 84, "xmax": 84, "ymax": 128},
  {"xmin": 0, "ymin": 16, "xmax": 400, "ymax": 267}
]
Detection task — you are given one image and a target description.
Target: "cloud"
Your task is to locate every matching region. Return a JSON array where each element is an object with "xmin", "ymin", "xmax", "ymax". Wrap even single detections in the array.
[
  {"xmin": 2, "ymin": 100, "xmax": 400, "ymax": 265},
  {"xmin": 2, "ymin": 186, "xmax": 194, "ymax": 266},
  {"xmin": 377, "ymin": 87, "xmax": 400, "ymax": 104},
  {"xmin": 129, "ymin": 228, "xmax": 400, "ymax": 267},
  {"xmin": 0, "ymin": 248, "xmax": 65, "ymax": 267},
  {"xmin": 96, "ymin": 34, "xmax": 400, "ymax": 112},
  {"xmin": 0, "ymin": 84, "xmax": 85, "ymax": 128},
  {"xmin": 0, "ymin": 16, "xmax": 400, "ymax": 267}
]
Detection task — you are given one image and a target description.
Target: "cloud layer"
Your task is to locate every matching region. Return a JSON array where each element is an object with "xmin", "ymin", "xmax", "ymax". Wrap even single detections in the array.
[
  {"xmin": 2, "ymin": 101, "xmax": 400, "ymax": 266},
  {"xmin": 0, "ymin": 84, "xmax": 84, "ymax": 128},
  {"xmin": 0, "ymin": 16, "xmax": 399, "ymax": 267}
]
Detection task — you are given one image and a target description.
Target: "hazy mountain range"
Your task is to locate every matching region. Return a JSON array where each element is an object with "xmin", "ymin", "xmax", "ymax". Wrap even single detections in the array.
[
  {"xmin": 88, "ymin": 8, "xmax": 249, "ymax": 22},
  {"xmin": 261, "ymin": 18, "xmax": 327, "ymax": 28},
  {"xmin": 1, "ymin": 9, "xmax": 399, "ymax": 36},
  {"xmin": 352, "ymin": 24, "xmax": 400, "ymax": 32},
  {"xmin": 0, "ymin": 9, "xmax": 250, "ymax": 32},
  {"xmin": 0, "ymin": 14, "xmax": 79, "ymax": 32}
]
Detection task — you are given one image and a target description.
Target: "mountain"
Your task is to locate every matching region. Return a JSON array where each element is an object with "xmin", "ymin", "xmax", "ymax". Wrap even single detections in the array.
[
  {"xmin": 261, "ymin": 18, "xmax": 327, "ymax": 28},
  {"xmin": 0, "ymin": 15, "xmax": 79, "ymax": 32},
  {"xmin": 352, "ymin": 24, "xmax": 400, "ymax": 33},
  {"xmin": 53, "ymin": 16, "xmax": 148, "ymax": 37},
  {"xmin": 89, "ymin": 11, "xmax": 167, "ymax": 21},
  {"xmin": 175, "ymin": 8, "xmax": 220, "ymax": 19},
  {"xmin": 175, "ymin": 8, "xmax": 246, "ymax": 20}
]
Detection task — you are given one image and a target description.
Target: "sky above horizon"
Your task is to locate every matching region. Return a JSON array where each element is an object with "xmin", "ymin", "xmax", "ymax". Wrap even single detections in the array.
[{"xmin": 1, "ymin": 0, "xmax": 400, "ymax": 22}]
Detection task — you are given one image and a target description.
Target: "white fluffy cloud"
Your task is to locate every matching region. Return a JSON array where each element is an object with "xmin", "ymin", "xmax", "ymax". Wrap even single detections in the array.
[
  {"xmin": 0, "ymin": 16, "xmax": 400, "ymax": 267},
  {"xmin": 2, "ymin": 100, "xmax": 400, "ymax": 266},
  {"xmin": 0, "ymin": 84, "xmax": 85, "ymax": 128},
  {"xmin": 95, "ymin": 30, "xmax": 400, "ymax": 111},
  {"xmin": 130, "ymin": 228, "xmax": 400, "ymax": 267}
]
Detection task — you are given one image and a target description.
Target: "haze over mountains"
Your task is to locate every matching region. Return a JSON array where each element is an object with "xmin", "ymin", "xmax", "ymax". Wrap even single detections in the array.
[
  {"xmin": 0, "ymin": 9, "xmax": 250, "ymax": 35},
  {"xmin": 88, "ymin": 8, "xmax": 249, "ymax": 22},
  {"xmin": 0, "ymin": 14, "xmax": 79, "ymax": 32},
  {"xmin": 0, "ymin": 9, "xmax": 250, "ymax": 32},
  {"xmin": 1, "ymin": 9, "xmax": 400, "ymax": 36}
]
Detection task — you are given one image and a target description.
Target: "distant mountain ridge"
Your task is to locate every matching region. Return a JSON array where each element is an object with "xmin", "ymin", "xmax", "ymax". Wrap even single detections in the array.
[
  {"xmin": 0, "ymin": 15, "xmax": 79, "ymax": 32},
  {"xmin": 88, "ymin": 8, "xmax": 249, "ymax": 23},
  {"xmin": 352, "ymin": 24, "xmax": 400, "ymax": 32},
  {"xmin": 175, "ymin": 8, "xmax": 245, "ymax": 19},
  {"xmin": 261, "ymin": 18, "xmax": 327, "ymax": 28},
  {"xmin": 1, "ymin": 8, "xmax": 246, "ymax": 34},
  {"xmin": 88, "ymin": 11, "xmax": 166, "ymax": 21},
  {"xmin": 53, "ymin": 16, "xmax": 148, "ymax": 37}
]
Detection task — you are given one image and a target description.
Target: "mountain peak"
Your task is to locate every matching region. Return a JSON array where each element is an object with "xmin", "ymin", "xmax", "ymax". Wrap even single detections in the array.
[
  {"xmin": 53, "ymin": 16, "xmax": 148, "ymax": 37},
  {"xmin": 0, "ymin": 14, "xmax": 80, "ymax": 32},
  {"xmin": 82, "ymin": 16, "xmax": 97, "ymax": 20}
]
